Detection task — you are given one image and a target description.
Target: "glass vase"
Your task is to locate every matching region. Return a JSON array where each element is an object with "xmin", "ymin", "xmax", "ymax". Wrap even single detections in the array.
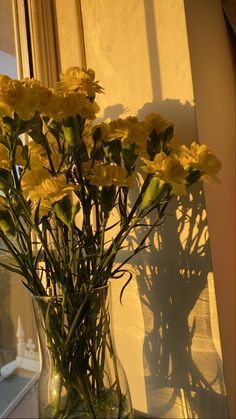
[{"xmin": 32, "ymin": 284, "xmax": 133, "ymax": 419}]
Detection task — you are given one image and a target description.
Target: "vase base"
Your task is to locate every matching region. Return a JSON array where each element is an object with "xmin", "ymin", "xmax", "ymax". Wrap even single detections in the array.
[{"xmin": 41, "ymin": 405, "xmax": 133, "ymax": 419}]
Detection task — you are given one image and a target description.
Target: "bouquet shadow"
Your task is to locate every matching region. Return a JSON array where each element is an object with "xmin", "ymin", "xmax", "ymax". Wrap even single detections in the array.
[{"xmin": 126, "ymin": 184, "xmax": 228, "ymax": 418}]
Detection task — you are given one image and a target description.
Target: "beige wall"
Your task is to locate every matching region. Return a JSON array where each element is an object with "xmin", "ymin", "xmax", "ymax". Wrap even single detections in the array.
[{"xmin": 185, "ymin": 1, "xmax": 236, "ymax": 417}]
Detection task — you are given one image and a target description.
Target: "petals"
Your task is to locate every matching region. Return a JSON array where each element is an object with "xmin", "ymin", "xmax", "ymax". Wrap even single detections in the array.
[
  {"xmin": 88, "ymin": 164, "xmax": 133, "ymax": 188},
  {"xmin": 54, "ymin": 67, "xmax": 104, "ymax": 97},
  {"xmin": 141, "ymin": 152, "xmax": 188, "ymax": 195},
  {"xmin": 179, "ymin": 141, "xmax": 222, "ymax": 184}
]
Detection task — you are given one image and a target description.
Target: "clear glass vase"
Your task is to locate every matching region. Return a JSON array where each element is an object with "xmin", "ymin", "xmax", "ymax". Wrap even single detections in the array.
[{"xmin": 32, "ymin": 284, "xmax": 133, "ymax": 419}]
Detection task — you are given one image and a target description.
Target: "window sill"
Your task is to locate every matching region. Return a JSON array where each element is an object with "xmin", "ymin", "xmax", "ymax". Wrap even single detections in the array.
[{"xmin": 0, "ymin": 371, "xmax": 38, "ymax": 419}]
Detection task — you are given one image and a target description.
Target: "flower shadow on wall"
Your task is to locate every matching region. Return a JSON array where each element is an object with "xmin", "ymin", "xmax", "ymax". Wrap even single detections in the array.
[
  {"xmin": 134, "ymin": 186, "xmax": 228, "ymax": 419},
  {"xmin": 99, "ymin": 98, "xmax": 228, "ymax": 419}
]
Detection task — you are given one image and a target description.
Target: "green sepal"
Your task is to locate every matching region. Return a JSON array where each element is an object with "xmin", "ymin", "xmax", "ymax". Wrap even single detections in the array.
[
  {"xmin": 2, "ymin": 116, "xmax": 14, "ymax": 130},
  {"xmin": 107, "ymin": 141, "xmax": 122, "ymax": 166},
  {"xmin": 0, "ymin": 210, "xmax": 16, "ymax": 237},
  {"xmin": 185, "ymin": 169, "xmax": 202, "ymax": 186},
  {"xmin": 29, "ymin": 130, "xmax": 47, "ymax": 145},
  {"xmin": 53, "ymin": 195, "xmax": 72, "ymax": 227},
  {"xmin": 62, "ymin": 116, "xmax": 79, "ymax": 146},
  {"xmin": 101, "ymin": 185, "xmax": 116, "ymax": 215},
  {"xmin": 0, "ymin": 168, "xmax": 13, "ymax": 190},
  {"xmin": 122, "ymin": 143, "xmax": 137, "ymax": 174}
]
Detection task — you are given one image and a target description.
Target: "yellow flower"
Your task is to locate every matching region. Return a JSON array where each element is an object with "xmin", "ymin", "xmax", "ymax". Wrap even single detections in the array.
[
  {"xmin": 18, "ymin": 78, "xmax": 53, "ymax": 119},
  {"xmin": 28, "ymin": 135, "xmax": 64, "ymax": 172},
  {"xmin": 0, "ymin": 74, "xmax": 53, "ymax": 120},
  {"xmin": 22, "ymin": 168, "xmax": 78, "ymax": 217},
  {"xmin": 54, "ymin": 67, "xmax": 104, "ymax": 97},
  {"xmin": 21, "ymin": 166, "xmax": 49, "ymax": 199},
  {"xmin": 141, "ymin": 152, "xmax": 188, "ymax": 195},
  {"xmin": 0, "ymin": 75, "xmax": 13, "ymax": 117},
  {"xmin": 0, "ymin": 196, "xmax": 16, "ymax": 236},
  {"xmin": 88, "ymin": 164, "xmax": 133, "ymax": 188},
  {"xmin": 0, "ymin": 196, "xmax": 8, "ymax": 211},
  {"xmin": 30, "ymin": 174, "xmax": 75, "ymax": 202},
  {"xmin": 144, "ymin": 112, "xmax": 173, "ymax": 135},
  {"xmin": 47, "ymin": 92, "xmax": 100, "ymax": 121},
  {"xmin": 0, "ymin": 144, "xmax": 11, "ymax": 170},
  {"xmin": 100, "ymin": 117, "xmax": 148, "ymax": 156},
  {"xmin": 0, "ymin": 143, "xmax": 25, "ymax": 170},
  {"xmin": 179, "ymin": 141, "xmax": 222, "ymax": 184}
]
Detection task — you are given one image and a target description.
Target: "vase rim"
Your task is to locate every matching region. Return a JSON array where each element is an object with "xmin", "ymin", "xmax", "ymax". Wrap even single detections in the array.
[{"xmin": 31, "ymin": 283, "xmax": 111, "ymax": 300}]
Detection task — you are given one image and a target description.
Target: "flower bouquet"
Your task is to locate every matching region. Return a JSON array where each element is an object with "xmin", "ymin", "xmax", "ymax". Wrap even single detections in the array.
[{"xmin": 0, "ymin": 67, "xmax": 221, "ymax": 418}]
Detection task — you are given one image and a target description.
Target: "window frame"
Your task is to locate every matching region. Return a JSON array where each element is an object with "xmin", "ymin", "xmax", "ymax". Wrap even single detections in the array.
[{"xmin": 0, "ymin": 1, "xmax": 59, "ymax": 416}]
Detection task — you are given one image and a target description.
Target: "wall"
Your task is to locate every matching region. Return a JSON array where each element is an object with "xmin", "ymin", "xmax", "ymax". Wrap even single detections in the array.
[{"xmin": 185, "ymin": 1, "xmax": 236, "ymax": 417}]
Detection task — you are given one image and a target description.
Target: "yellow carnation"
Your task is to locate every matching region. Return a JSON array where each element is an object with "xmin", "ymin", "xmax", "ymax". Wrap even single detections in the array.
[
  {"xmin": 0, "ymin": 196, "xmax": 8, "ymax": 211},
  {"xmin": 0, "ymin": 75, "xmax": 53, "ymax": 120},
  {"xmin": 179, "ymin": 141, "xmax": 222, "ymax": 184},
  {"xmin": 144, "ymin": 112, "xmax": 173, "ymax": 135},
  {"xmin": 88, "ymin": 164, "xmax": 133, "ymax": 188},
  {"xmin": 22, "ymin": 168, "xmax": 78, "ymax": 217},
  {"xmin": 54, "ymin": 67, "xmax": 104, "ymax": 97},
  {"xmin": 21, "ymin": 166, "xmax": 49, "ymax": 199},
  {"xmin": 47, "ymin": 92, "xmax": 99, "ymax": 121},
  {"xmin": 0, "ymin": 144, "xmax": 11, "ymax": 170},
  {"xmin": 0, "ymin": 143, "xmax": 26, "ymax": 170},
  {"xmin": 141, "ymin": 152, "xmax": 188, "ymax": 195},
  {"xmin": 100, "ymin": 117, "xmax": 148, "ymax": 156},
  {"xmin": 29, "ymin": 174, "xmax": 75, "ymax": 202},
  {"xmin": 0, "ymin": 196, "xmax": 15, "ymax": 236},
  {"xmin": 28, "ymin": 135, "xmax": 63, "ymax": 172}
]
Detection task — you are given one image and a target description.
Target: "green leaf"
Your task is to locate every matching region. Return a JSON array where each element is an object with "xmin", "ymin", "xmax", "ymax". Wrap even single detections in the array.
[
  {"xmin": 34, "ymin": 200, "xmax": 41, "ymax": 226},
  {"xmin": 119, "ymin": 271, "xmax": 133, "ymax": 305}
]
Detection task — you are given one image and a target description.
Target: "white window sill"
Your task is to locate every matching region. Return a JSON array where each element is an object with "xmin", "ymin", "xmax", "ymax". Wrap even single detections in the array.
[{"xmin": 0, "ymin": 371, "xmax": 38, "ymax": 419}]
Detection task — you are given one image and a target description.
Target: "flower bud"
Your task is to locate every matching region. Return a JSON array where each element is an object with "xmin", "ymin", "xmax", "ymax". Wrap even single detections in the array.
[{"xmin": 140, "ymin": 176, "xmax": 162, "ymax": 211}]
